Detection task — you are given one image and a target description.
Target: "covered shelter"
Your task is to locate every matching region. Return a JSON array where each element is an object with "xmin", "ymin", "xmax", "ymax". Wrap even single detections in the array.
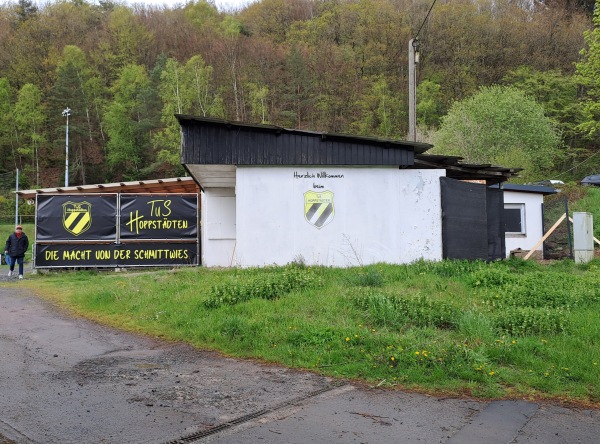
[{"xmin": 17, "ymin": 177, "xmax": 200, "ymax": 269}]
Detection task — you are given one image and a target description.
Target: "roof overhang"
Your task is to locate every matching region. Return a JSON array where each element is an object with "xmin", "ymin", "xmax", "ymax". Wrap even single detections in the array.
[
  {"xmin": 16, "ymin": 177, "xmax": 199, "ymax": 200},
  {"xmin": 490, "ymin": 183, "xmax": 559, "ymax": 195}
]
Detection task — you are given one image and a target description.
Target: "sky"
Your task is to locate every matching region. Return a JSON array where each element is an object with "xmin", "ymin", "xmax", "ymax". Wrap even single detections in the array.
[
  {"xmin": 18, "ymin": 0, "xmax": 258, "ymax": 12},
  {"xmin": 127, "ymin": 0, "xmax": 257, "ymax": 11}
]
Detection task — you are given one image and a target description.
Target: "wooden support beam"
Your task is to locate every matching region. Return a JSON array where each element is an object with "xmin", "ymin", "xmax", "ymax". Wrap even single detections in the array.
[{"xmin": 524, "ymin": 213, "xmax": 567, "ymax": 260}]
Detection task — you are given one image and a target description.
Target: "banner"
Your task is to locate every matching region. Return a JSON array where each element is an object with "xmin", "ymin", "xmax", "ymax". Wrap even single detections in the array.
[
  {"xmin": 36, "ymin": 195, "xmax": 118, "ymax": 241},
  {"xmin": 35, "ymin": 243, "xmax": 198, "ymax": 268},
  {"xmin": 119, "ymin": 194, "xmax": 198, "ymax": 240}
]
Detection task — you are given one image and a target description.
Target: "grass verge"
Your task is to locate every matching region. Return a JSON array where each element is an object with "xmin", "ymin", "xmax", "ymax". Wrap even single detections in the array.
[{"xmin": 9, "ymin": 258, "xmax": 600, "ymax": 407}]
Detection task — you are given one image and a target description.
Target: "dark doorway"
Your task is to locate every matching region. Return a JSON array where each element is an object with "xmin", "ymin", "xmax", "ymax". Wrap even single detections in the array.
[{"xmin": 440, "ymin": 177, "xmax": 505, "ymax": 261}]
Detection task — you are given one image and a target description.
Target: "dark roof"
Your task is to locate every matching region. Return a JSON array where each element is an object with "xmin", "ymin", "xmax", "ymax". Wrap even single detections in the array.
[
  {"xmin": 414, "ymin": 155, "xmax": 521, "ymax": 184},
  {"xmin": 490, "ymin": 183, "xmax": 559, "ymax": 195},
  {"xmin": 177, "ymin": 115, "xmax": 433, "ymax": 156},
  {"xmin": 177, "ymin": 116, "xmax": 521, "ymax": 185}
]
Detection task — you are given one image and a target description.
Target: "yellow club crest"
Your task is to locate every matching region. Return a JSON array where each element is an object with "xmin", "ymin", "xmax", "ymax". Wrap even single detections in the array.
[
  {"xmin": 304, "ymin": 190, "xmax": 334, "ymax": 229},
  {"xmin": 62, "ymin": 201, "xmax": 92, "ymax": 236}
]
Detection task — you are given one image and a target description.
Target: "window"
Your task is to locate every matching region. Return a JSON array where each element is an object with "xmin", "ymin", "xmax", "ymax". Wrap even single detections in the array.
[{"xmin": 504, "ymin": 203, "xmax": 525, "ymax": 235}]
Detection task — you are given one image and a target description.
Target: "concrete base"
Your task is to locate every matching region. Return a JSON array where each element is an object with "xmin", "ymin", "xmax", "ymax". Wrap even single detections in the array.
[{"xmin": 574, "ymin": 249, "xmax": 594, "ymax": 264}]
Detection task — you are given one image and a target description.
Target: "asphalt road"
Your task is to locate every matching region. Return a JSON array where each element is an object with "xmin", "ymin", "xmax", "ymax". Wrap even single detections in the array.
[{"xmin": 1, "ymin": 284, "xmax": 599, "ymax": 444}]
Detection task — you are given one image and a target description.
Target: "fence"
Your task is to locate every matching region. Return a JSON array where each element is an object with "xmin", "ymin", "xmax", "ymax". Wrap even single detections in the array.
[{"xmin": 542, "ymin": 194, "xmax": 573, "ymax": 260}]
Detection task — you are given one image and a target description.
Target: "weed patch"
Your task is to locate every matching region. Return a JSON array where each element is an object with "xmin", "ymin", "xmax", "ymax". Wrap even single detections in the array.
[
  {"xmin": 351, "ymin": 289, "xmax": 459, "ymax": 329},
  {"xmin": 204, "ymin": 265, "xmax": 320, "ymax": 308}
]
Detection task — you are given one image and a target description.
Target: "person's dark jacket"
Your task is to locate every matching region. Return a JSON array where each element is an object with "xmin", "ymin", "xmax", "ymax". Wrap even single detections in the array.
[{"xmin": 5, "ymin": 232, "xmax": 29, "ymax": 258}]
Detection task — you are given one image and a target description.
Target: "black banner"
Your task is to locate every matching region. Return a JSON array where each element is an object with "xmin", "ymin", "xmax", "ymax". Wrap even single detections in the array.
[
  {"xmin": 36, "ymin": 195, "xmax": 118, "ymax": 241},
  {"xmin": 35, "ymin": 243, "xmax": 198, "ymax": 268},
  {"xmin": 120, "ymin": 194, "xmax": 198, "ymax": 240}
]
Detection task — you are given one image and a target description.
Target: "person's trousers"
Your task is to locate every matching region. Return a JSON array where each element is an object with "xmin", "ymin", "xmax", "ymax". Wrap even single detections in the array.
[{"xmin": 10, "ymin": 256, "xmax": 24, "ymax": 275}]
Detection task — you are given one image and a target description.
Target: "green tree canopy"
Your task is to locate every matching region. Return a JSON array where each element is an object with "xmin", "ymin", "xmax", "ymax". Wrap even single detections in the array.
[
  {"xmin": 432, "ymin": 85, "xmax": 562, "ymax": 182},
  {"xmin": 576, "ymin": 2, "xmax": 600, "ymax": 141},
  {"xmin": 103, "ymin": 64, "xmax": 154, "ymax": 180}
]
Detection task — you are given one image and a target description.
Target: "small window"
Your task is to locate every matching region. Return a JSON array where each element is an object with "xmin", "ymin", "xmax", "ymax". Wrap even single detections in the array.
[{"xmin": 504, "ymin": 203, "xmax": 525, "ymax": 234}]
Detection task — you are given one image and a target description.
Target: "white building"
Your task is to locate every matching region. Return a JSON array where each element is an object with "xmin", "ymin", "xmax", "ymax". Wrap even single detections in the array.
[
  {"xmin": 499, "ymin": 184, "xmax": 559, "ymax": 258},
  {"xmin": 178, "ymin": 116, "xmax": 519, "ymax": 267}
]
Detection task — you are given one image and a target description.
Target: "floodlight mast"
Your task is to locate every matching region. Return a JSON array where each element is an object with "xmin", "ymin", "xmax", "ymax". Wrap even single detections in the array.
[{"xmin": 62, "ymin": 107, "xmax": 71, "ymax": 187}]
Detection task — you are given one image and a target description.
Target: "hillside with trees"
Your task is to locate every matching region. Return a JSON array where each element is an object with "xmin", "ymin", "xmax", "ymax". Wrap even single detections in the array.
[{"xmin": 0, "ymin": 0, "xmax": 597, "ymax": 189}]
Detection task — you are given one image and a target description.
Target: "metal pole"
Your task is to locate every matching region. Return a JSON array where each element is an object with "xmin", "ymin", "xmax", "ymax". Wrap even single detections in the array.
[
  {"xmin": 565, "ymin": 197, "xmax": 573, "ymax": 260},
  {"xmin": 62, "ymin": 107, "xmax": 71, "ymax": 187},
  {"xmin": 15, "ymin": 168, "xmax": 19, "ymax": 226},
  {"xmin": 408, "ymin": 39, "xmax": 418, "ymax": 142}
]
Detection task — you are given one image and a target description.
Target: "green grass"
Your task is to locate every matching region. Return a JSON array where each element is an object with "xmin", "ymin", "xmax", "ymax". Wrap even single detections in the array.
[{"xmin": 11, "ymin": 258, "xmax": 600, "ymax": 406}]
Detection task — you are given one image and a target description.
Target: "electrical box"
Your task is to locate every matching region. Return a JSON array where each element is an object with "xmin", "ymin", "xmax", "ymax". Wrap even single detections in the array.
[{"xmin": 573, "ymin": 212, "xmax": 594, "ymax": 264}]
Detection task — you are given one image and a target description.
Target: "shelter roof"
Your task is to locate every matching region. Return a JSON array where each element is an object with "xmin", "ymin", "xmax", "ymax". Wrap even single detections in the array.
[{"xmin": 16, "ymin": 177, "xmax": 199, "ymax": 200}]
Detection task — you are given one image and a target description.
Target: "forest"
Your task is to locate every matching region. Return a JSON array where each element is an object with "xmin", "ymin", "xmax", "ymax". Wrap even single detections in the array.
[{"xmin": 0, "ymin": 0, "xmax": 598, "ymax": 191}]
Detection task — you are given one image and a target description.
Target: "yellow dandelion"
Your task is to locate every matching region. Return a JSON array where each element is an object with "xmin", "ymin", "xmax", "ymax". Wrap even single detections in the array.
[
  {"xmin": 415, "ymin": 351, "xmax": 420, "ymax": 355},
  {"xmin": 345, "ymin": 337, "xmax": 350, "ymax": 342}
]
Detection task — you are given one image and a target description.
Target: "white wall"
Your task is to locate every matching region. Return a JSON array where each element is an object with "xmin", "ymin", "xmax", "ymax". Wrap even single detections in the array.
[
  {"xmin": 201, "ymin": 187, "xmax": 236, "ymax": 267},
  {"xmin": 503, "ymin": 190, "xmax": 544, "ymax": 257},
  {"xmin": 230, "ymin": 166, "xmax": 444, "ymax": 267}
]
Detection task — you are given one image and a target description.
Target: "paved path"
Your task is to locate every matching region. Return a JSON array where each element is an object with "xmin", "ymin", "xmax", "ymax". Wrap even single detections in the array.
[{"xmin": 1, "ymin": 286, "xmax": 599, "ymax": 444}]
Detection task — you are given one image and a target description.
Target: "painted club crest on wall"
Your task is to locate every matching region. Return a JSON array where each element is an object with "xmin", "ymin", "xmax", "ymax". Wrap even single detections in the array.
[
  {"xmin": 304, "ymin": 190, "xmax": 334, "ymax": 229},
  {"xmin": 62, "ymin": 201, "xmax": 92, "ymax": 236}
]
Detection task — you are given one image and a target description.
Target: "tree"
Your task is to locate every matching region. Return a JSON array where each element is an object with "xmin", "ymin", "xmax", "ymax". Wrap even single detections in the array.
[
  {"xmin": 48, "ymin": 45, "xmax": 107, "ymax": 184},
  {"xmin": 433, "ymin": 85, "xmax": 562, "ymax": 182},
  {"xmin": 352, "ymin": 77, "xmax": 404, "ymax": 138},
  {"xmin": 103, "ymin": 64, "xmax": 154, "ymax": 180},
  {"xmin": 502, "ymin": 66, "xmax": 581, "ymax": 150},
  {"xmin": 92, "ymin": 6, "xmax": 153, "ymax": 84},
  {"xmin": 246, "ymin": 82, "xmax": 269, "ymax": 123},
  {"xmin": 153, "ymin": 55, "xmax": 223, "ymax": 174},
  {"xmin": 13, "ymin": 83, "xmax": 46, "ymax": 187},
  {"xmin": 13, "ymin": 0, "xmax": 38, "ymax": 25},
  {"xmin": 416, "ymin": 79, "xmax": 445, "ymax": 129},
  {"xmin": 0, "ymin": 78, "xmax": 16, "ymax": 171},
  {"xmin": 576, "ymin": 2, "xmax": 600, "ymax": 142}
]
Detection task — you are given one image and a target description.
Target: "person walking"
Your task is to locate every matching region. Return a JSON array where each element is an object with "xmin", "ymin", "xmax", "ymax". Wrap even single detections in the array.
[{"xmin": 4, "ymin": 225, "xmax": 29, "ymax": 279}]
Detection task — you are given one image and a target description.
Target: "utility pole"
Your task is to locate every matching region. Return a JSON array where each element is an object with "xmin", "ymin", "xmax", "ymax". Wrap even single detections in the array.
[
  {"xmin": 62, "ymin": 107, "xmax": 71, "ymax": 187},
  {"xmin": 15, "ymin": 168, "xmax": 19, "ymax": 227},
  {"xmin": 408, "ymin": 38, "xmax": 419, "ymax": 142}
]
